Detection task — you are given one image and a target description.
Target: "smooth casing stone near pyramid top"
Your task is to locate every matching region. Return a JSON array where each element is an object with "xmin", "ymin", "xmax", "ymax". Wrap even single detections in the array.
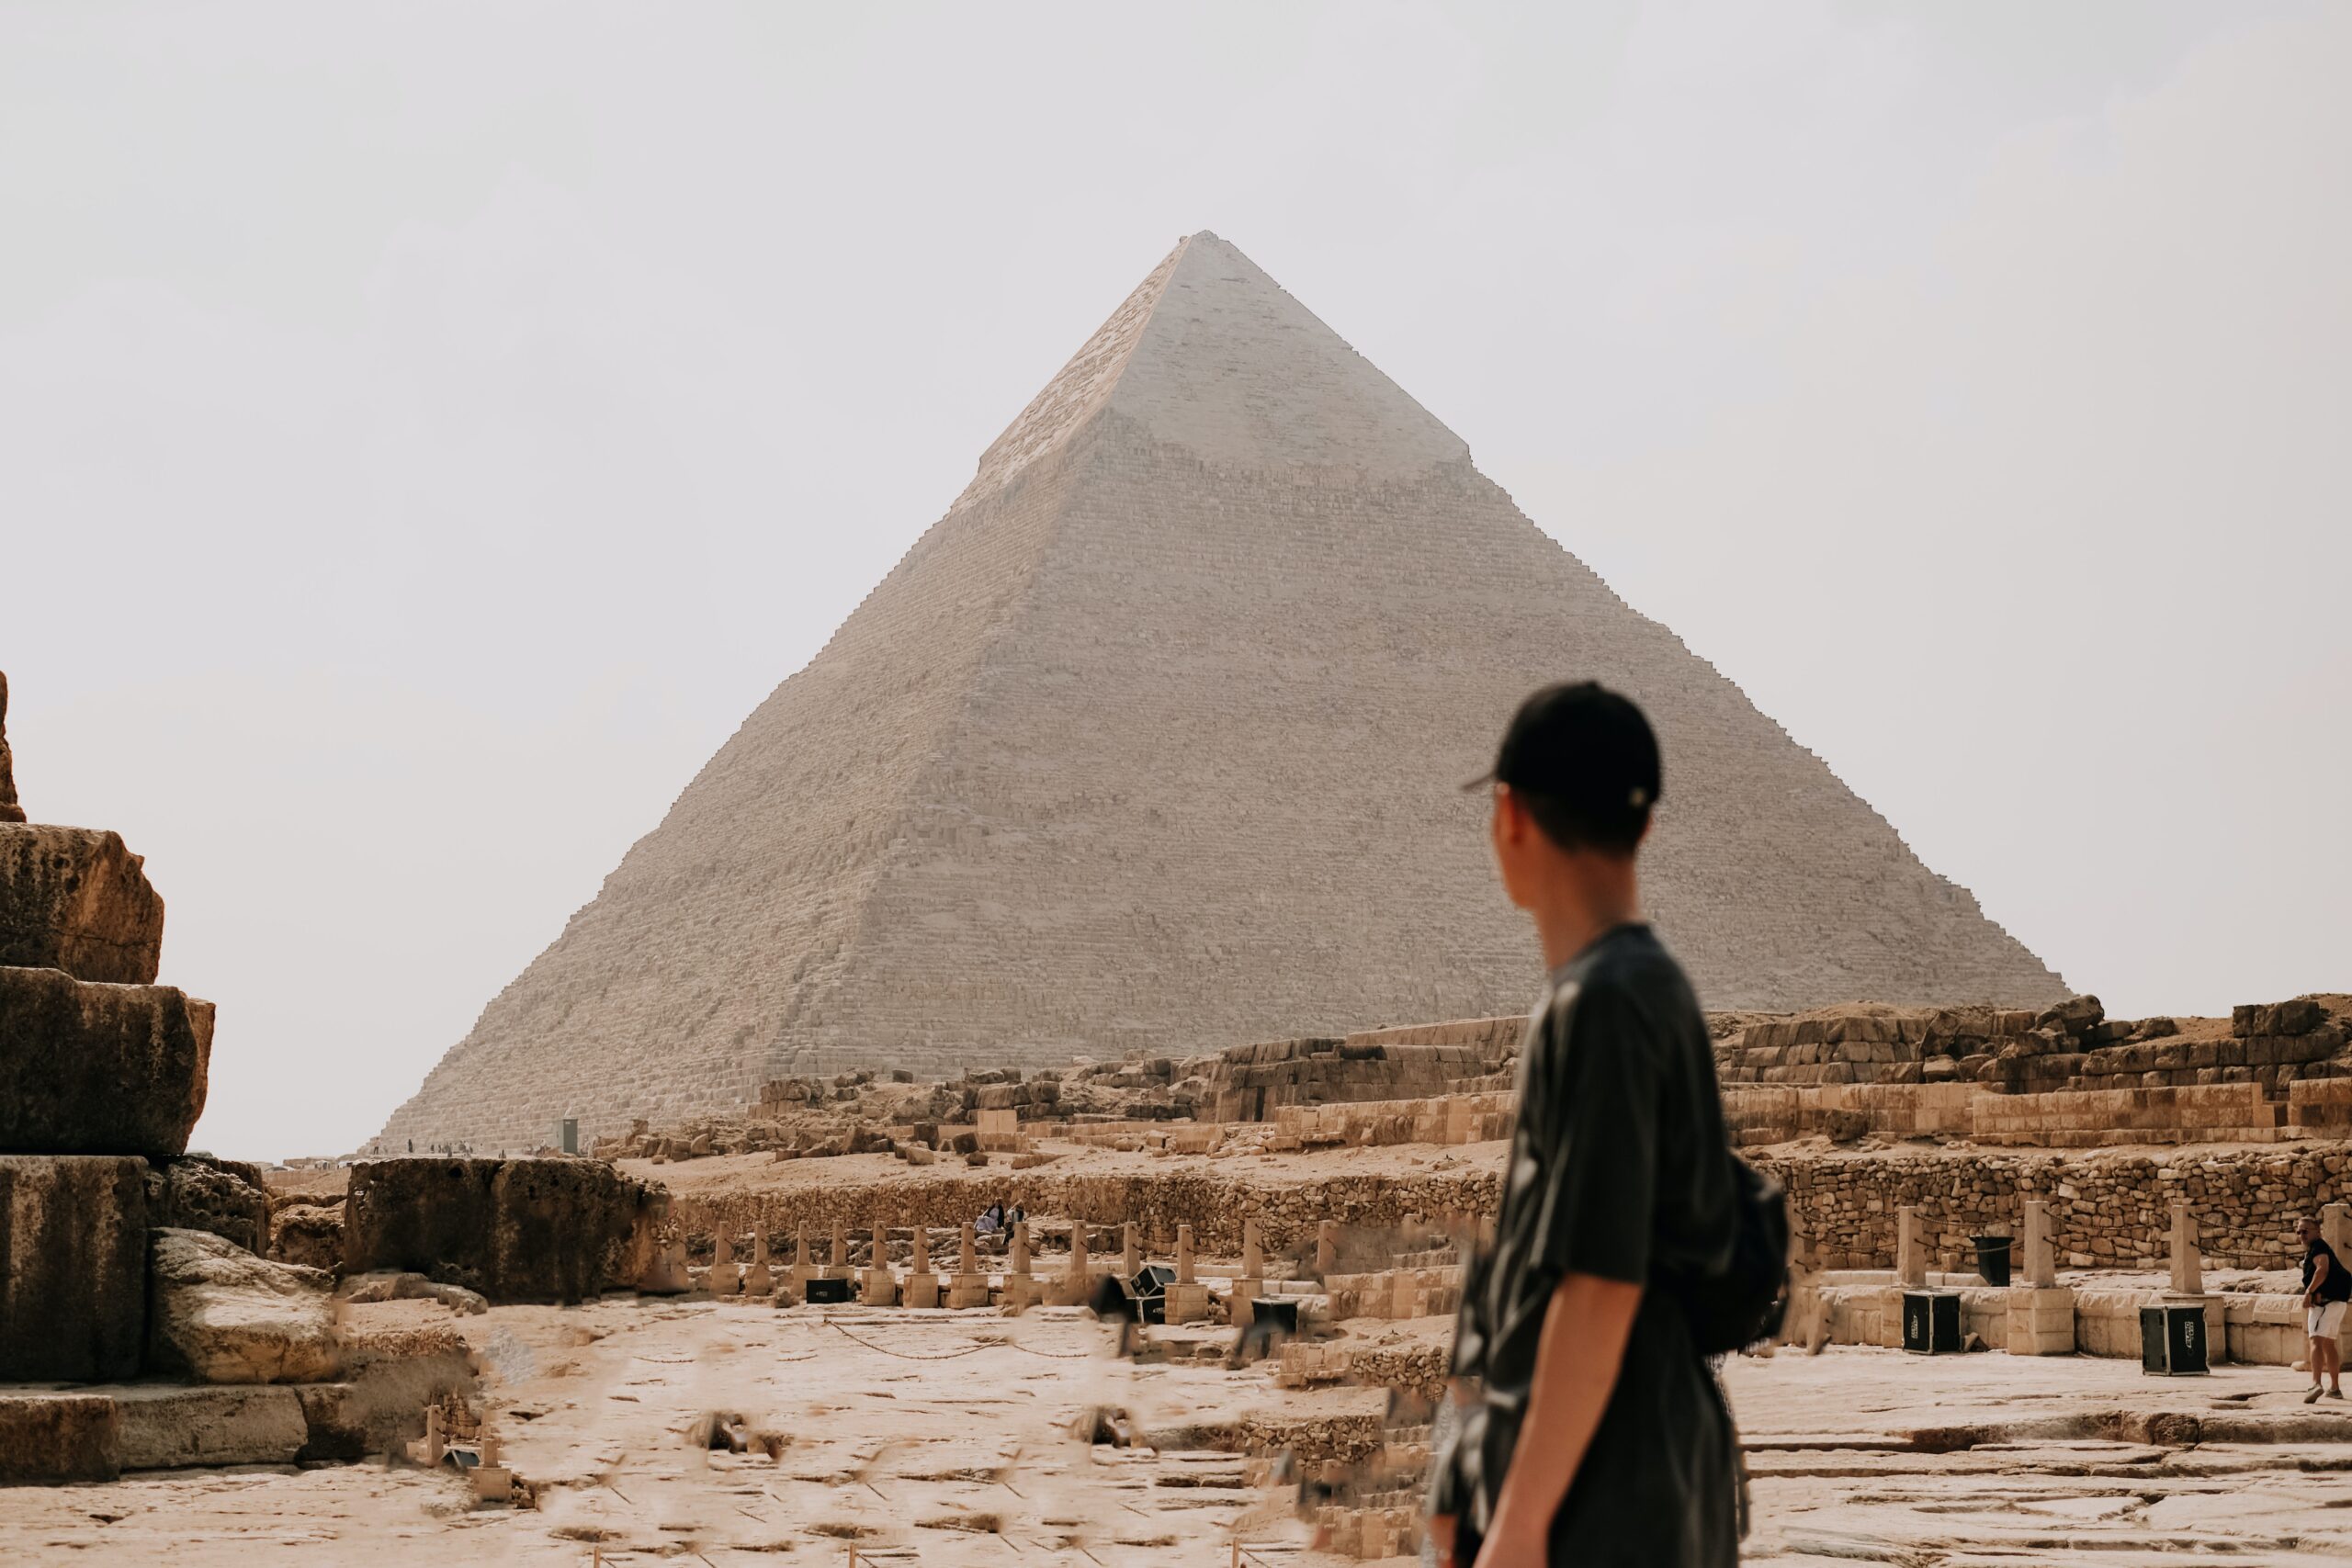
[{"xmin": 375, "ymin": 231, "xmax": 2067, "ymax": 1153}]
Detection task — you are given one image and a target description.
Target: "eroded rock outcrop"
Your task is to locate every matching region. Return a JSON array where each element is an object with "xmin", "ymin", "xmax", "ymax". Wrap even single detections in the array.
[
  {"xmin": 145, "ymin": 1226, "xmax": 340, "ymax": 1384},
  {"xmin": 0, "ymin": 966, "xmax": 211, "ymax": 1157}
]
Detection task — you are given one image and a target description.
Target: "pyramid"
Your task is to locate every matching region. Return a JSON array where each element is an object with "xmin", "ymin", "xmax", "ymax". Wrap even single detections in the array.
[{"xmin": 376, "ymin": 232, "xmax": 2064, "ymax": 1151}]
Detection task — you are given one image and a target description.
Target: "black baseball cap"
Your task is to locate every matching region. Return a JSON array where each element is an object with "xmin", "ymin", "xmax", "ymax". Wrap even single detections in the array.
[{"xmin": 1464, "ymin": 682, "xmax": 1661, "ymax": 817}]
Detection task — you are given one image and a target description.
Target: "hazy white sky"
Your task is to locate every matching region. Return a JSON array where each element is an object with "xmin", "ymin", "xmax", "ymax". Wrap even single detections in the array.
[{"xmin": 3, "ymin": 3, "xmax": 2344, "ymax": 1161}]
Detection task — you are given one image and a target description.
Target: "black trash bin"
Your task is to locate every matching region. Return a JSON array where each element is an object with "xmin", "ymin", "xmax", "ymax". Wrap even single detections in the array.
[{"xmin": 1973, "ymin": 1235, "xmax": 2014, "ymax": 1288}]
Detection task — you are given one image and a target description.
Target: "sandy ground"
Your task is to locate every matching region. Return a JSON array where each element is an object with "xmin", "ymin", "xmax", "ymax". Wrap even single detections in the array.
[
  {"xmin": 1736, "ymin": 1347, "xmax": 2352, "ymax": 1565},
  {"xmin": 6, "ymin": 1290, "xmax": 2352, "ymax": 1567}
]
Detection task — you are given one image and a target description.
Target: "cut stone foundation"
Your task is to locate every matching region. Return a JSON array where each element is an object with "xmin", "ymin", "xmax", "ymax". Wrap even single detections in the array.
[{"xmin": 0, "ymin": 1155, "xmax": 149, "ymax": 1382}]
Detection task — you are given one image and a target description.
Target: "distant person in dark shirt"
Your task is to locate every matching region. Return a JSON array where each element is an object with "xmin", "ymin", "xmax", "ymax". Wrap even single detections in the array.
[
  {"xmin": 1427, "ymin": 682, "xmax": 1739, "ymax": 1567},
  {"xmin": 2299, "ymin": 1217, "xmax": 2349, "ymax": 1403}
]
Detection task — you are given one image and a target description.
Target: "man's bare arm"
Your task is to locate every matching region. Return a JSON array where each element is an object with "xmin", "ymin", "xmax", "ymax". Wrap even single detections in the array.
[{"xmin": 1479, "ymin": 1272, "xmax": 1645, "ymax": 1558}]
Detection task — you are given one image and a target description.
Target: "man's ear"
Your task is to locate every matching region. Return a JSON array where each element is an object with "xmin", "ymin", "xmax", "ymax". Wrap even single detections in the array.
[{"xmin": 1492, "ymin": 784, "xmax": 1525, "ymax": 845}]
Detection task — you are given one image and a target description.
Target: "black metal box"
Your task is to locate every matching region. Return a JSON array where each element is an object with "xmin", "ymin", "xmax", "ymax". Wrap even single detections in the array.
[
  {"xmin": 1902, "ymin": 1290, "xmax": 1962, "ymax": 1354},
  {"xmin": 2141, "ymin": 1303, "xmax": 2210, "ymax": 1375},
  {"xmin": 804, "ymin": 1276, "xmax": 853, "ymax": 1305}
]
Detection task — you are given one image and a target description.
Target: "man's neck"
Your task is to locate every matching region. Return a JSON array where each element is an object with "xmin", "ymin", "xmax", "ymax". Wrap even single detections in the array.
[{"xmin": 1529, "ymin": 863, "xmax": 1643, "ymax": 972}]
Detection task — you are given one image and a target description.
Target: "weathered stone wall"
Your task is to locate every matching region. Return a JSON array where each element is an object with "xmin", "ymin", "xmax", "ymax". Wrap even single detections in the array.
[
  {"xmin": 1762, "ymin": 1145, "xmax": 2352, "ymax": 1270},
  {"xmin": 1725, "ymin": 1080, "xmax": 2300, "ymax": 1148},
  {"xmin": 661, "ymin": 1167, "xmax": 1499, "ymax": 1260},
  {"xmin": 1720, "ymin": 996, "xmax": 2348, "ymax": 1100}
]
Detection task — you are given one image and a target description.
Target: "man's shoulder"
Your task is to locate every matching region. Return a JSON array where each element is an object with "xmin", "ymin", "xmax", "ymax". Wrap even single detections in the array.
[{"xmin": 1566, "ymin": 928, "xmax": 1700, "ymax": 1025}]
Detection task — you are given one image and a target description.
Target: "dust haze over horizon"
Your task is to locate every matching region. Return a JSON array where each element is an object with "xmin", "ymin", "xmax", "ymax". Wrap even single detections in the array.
[{"xmin": 3, "ymin": 4, "xmax": 2344, "ymax": 1162}]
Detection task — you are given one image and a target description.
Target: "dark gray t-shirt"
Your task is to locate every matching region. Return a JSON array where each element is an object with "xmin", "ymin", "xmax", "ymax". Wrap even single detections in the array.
[{"xmin": 1435, "ymin": 923, "xmax": 1739, "ymax": 1565}]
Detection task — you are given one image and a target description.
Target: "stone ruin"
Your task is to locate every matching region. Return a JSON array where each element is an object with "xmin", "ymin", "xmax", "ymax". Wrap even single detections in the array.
[
  {"xmin": 1717, "ymin": 993, "xmax": 2352, "ymax": 1148},
  {"xmin": 376, "ymin": 229, "xmax": 2065, "ymax": 1156},
  {"xmin": 340, "ymin": 1156, "xmax": 663, "ymax": 1303},
  {"xmin": 0, "ymin": 677, "xmax": 477, "ymax": 1484}
]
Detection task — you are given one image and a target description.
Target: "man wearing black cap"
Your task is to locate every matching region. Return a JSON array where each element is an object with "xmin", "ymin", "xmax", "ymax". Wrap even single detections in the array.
[{"xmin": 1427, "ymin": 682, "xmax": 1739, "ymax": 1567}]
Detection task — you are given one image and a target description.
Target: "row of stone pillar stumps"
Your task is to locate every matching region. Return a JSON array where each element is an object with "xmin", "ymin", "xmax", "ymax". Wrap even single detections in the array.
[
  {"xmin": 1863, "ymin": 1199, "xmax": 2352, "ymax": 1358},
  {"xmin": 637, "ymin": 1213, "xmax": 1325, "ymax": 1324}
]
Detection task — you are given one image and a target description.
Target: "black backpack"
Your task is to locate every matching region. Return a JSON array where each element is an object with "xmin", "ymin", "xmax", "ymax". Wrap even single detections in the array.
[{"xmin": 1677, "ymin": 1155, "xmax": 1791, "ymax": 1355}]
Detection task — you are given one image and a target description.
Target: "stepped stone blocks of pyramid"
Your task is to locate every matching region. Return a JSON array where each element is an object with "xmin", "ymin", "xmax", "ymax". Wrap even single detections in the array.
[
  {"xmin": 0, "ymin": 680, "xmax": 496, "ymax": 1484},
  {"xmin": 0, "ymin": 673, "xmax": 214, "ymax": 1393},
  {"xmin": 376, "ymin": 231, "xmax": 2065, "ymax": 1153}
]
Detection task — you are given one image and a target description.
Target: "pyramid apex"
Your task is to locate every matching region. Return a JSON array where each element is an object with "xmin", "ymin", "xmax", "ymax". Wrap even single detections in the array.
[{"xmin": 968, "ymin": 232, "xmax": 1466, "ymax": 497}]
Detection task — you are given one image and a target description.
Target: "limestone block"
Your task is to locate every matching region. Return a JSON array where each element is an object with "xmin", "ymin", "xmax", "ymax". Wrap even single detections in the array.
[
  {"xmin": 945, "ymin": 1273, "xmax": 991, "ymax": 1310},
  {"xmin": 2005, "ymin": 1286, "xmax": 2076, "ymax": 1356},
  {"xmin": 1163, "ymin": 1282, "xmax": 1212, "ymax": 1325},
  {"xmin": 147, "ymin": 1227, "xmax": 340, "ymax": 1384},
  {"xmin": 113, "ymin": 1384, "xmax": 309, "ymax": 1471},
  {"xmin": 2235, "ymin": 998, "xmax": 2325, "ymax": 1037},
  {"xmin": 862, "ymin": 1267, "xmax": 899, "ymax": 1306},
  {"xmin": 147, "ymin": 1156, "xmax": 271, "ymax": 1254},
  {"xmin": 1877, "ymin": 1286, "xmax": 1906, "ymax": 1349},
  {"xmin": 902, "ymin": 1272, "xmax": 941, "ymax": 1309},
  {"xmin": 0, "ymin": 1155, "xmax": 148, "ymax": 1382},
  {"xmin": 342, "ymin": 1157, "xmax": 664, "ymax": 1303},
  {"xmin": 0, "ymin": 824, "xmax": 164, "ymax": 983},
  {"xmin": 0, "ymin": 966, "xmax": 211, "ymax": 1157},
  {"xmin": 0, "ymin": 1392, "xmax": 119, "ymax": 1483}
]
